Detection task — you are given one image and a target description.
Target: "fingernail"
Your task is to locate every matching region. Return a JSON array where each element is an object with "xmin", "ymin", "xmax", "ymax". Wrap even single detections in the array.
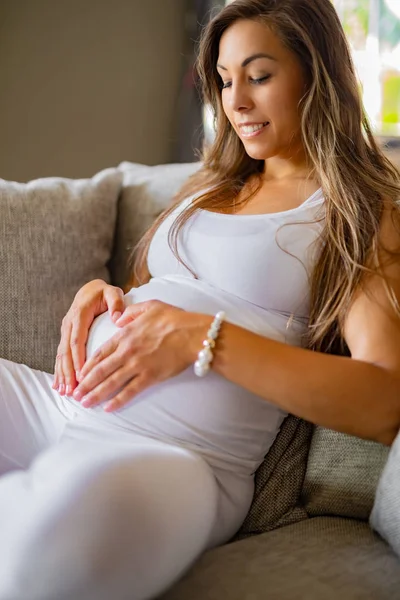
[
  {"xmin": 81, "ymin": 397, "xmax": 92, "ymax": 408},
  {"xmin": 65, "ymin": 385, "xmax": 72, "ymax": 395},
  {"xmin": 103, "ymin": 401, "xmax": 114, "ymax": 412},
  {"xmin": 75, "ymin": 371, "xmax": 81, "ymax": 380},
  {"xmin": 73, "ymin": 389, "xmax": 83, "ymax": 401},
  {"xmin": 112, "ymin": 311, "xmax": 122, "ymax": 322}
]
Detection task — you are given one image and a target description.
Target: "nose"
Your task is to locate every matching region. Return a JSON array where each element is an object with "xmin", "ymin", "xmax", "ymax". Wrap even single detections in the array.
[{"xmin": 229, "ymin": 82, "xmax": 253, "ymax": 113}]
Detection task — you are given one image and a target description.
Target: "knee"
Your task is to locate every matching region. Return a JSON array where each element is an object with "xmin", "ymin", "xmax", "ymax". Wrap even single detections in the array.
[
  {"xmin": 88, "ymin": 448, "xmax": 220, "ymax": 558},
  {"xmin": 6, "ymin": 447, "xmax": 219, "ymax": 600}
]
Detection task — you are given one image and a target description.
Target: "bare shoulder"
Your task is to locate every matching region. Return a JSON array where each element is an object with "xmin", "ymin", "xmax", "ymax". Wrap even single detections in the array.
[{"xmin": 344, "ymin": 201, "xmax": 400, "ymax": 373}]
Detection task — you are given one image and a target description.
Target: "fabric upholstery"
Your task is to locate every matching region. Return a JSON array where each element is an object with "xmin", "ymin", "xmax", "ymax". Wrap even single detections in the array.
[
  {"xmin": 0, "ymin": 168, "xmax": 122, "ymax": 373},
  {"xmin": 161, "ymin": 516, "xmax": 400, "ymax": 600},
  {"xmin": 370, "ymin": 426, "xmax": 400, "ymax": 557},
  {"xmin": 109, "ymin": 161, "xmax": 201, "ymax": 290},
  {"xmin": 302, "ymin": 426, "xmax": 389, "ymax": 521},
  {"xmin": 3, "ymin": 159, "xmax": 399, "ymax": 598},
  {"xmin": 233, "ymin": 415, "xmax": 312, "ymax": 541}
]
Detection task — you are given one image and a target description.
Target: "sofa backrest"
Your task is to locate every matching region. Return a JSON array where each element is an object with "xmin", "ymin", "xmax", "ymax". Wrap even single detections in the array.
[
  {"xmin": 301, "ymin": 426, "xmax": 389, "ymax": 521},
  {"xmin": 1, "ymin": 157, "xmax": 397, "ymax": 531}
]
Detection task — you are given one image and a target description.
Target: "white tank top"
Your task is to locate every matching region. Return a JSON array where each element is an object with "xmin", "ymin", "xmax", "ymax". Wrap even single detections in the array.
[
  {"xmin": 85, "ymin": 187, "xmax": 325, "ymax": 477},
  {"xmin": 148, "ymin": 186, "xmax": 325, "ymax": 328}
]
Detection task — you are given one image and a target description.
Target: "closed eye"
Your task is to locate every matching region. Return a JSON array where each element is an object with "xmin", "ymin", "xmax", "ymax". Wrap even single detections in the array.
[
  {"xmin": 221, "ymin": 75, "xmax": 271, "ymax": 89},
  {"xmin": 251, "ymin": 75, "xmax": 271, "ymax": 85}
]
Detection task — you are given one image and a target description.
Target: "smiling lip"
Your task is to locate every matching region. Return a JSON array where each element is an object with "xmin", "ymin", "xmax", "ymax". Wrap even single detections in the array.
[{"xmin": 238, "ymin": 121, "xmax": 270, "ymax": 138}]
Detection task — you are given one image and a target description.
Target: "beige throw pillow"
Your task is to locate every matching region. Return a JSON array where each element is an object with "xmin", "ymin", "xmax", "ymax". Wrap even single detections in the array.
[
  {"xmin": 110, "ymin": 161, "xmax": 202, "ymax": 290},
  {"xmin": 0, "ymin": 167, "xmax": 122, "ymax": 373}
]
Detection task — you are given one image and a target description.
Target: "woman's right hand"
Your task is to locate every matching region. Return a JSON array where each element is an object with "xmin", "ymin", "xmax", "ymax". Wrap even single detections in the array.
[{"xmin": 52, "ymin": 279, "xmax": 125, "ymax": 396}]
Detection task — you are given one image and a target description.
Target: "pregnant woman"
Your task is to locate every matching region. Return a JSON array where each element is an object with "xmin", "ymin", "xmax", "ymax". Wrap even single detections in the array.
[{"xmin": 1, "ymin": 1, "xmax": 400, "ymax": 599}]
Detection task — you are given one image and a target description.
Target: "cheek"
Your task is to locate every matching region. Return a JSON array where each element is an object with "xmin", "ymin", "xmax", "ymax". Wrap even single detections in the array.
[
  {"xmin": 220, "ymin": 98, "xmax": 236, "ymax": 129},
  {"xmin": 263, "ymin": 76, "xmax": 304, "ymax": 117},
  {"xmin": 221, "ymin": 94, "xmax": 231, "ymax": 118},
  {"xmin": 267, "ymin": 94, "xmax": 303, "ymax": 136},
  {"xmin": 266, "ymin": 88, "xmax": 296, "ymax": 115}
]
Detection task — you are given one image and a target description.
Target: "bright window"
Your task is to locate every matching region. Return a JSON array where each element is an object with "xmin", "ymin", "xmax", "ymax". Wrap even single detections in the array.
[{"xmin": 336, "ymin": 0, "xmax": 400, "ymax": 137}]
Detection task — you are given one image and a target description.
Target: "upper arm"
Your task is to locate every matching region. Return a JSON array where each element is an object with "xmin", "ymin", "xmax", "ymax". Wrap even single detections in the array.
[{"xmin": 344, "ymin": 205, "xmax": 400, "ymax": 374}]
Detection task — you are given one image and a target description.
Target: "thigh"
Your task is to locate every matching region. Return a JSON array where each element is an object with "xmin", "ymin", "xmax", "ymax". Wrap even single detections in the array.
[
  {"xmin": 0, "ymin": 357, "xmax": 77, "ymax": 474},
  {"xmin": 0, "ymin": 438, "xmax": 220, "ymax": 600},
  {"xmin": 209, "ymin": 467, "xmax": 255, "ymax": 549}
]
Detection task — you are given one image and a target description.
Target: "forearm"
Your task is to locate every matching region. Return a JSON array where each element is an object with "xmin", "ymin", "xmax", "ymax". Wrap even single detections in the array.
[{"xmin": 190, "ymin": 316, "xmax": 400, "ymax": 445}]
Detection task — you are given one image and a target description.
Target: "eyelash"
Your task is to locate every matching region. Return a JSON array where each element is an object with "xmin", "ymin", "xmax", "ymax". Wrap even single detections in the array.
[{"xmin": 221, "ymin": 75, "xmax": 271, "ymax": 89}]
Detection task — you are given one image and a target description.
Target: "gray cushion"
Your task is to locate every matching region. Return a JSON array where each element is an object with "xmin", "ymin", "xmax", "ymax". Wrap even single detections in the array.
[
  {"xmin": 0, "ymin": 168, "xmax": 122, "ymax": 373},
  {"xmin": 109, "ymin": 161, "xmax": 201, "ymax": 290},
  {"xmin": 302, "ymin": 426, "xmax": 389, "ymax": 521},
  {"xmin": 370, "ymin": 427, "xmax": 400, "ymax": 557},
  {"xmin": 160, "ymin": 517, "xmax": 400, "ymax": 600},
  {"xmin": 233, "ymin": 415, "xmax": 312, "ymax": 541}
]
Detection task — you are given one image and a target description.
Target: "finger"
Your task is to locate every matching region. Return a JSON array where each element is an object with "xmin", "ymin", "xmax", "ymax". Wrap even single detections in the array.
[
  {"xmin": 114, "ymin": 300, "xmax": 157, "ymax": 327},
  {"xmin": 53, "ymin": 318, "xmax": 67, "ymax": 390},
  {"xmin": 80, "ymin": 365, "xmax": 136, "ymax": 409},
  {"xmin": 56, "ymin": 346, "xmax": 66, "ymax": 395},
  {"xmin": 77, "ymin": 334, "xmax": 119, "ymax": 383},
  {"xmin": 70, "ymin": 312, "xmax": 93, "ymax": 378},
  {"xmin": 104, "ymin": 286, "xmax": 125, "ymax": 323},
  {"xmin": 62, "ymin": 347, "xmax": 77, "ymax": 396},
  {"xmin": 60, "ymin": 321, "xmax": 76, "ymax": 395},
  {"xmin": 103, "ymin": 374, "xmax": 150, "ymax": 412},
  {"xmin": 52, "ymin": 353, "xmax": 62, "ymax": 389},
  {"xmin": 54, "ymin": 317, "xmax": 70, "ymax": 393},
  {"xmin": 114, "ymin": 305, "xmax": 139, "ymax": 326},
  {"xmin": 57, "ymin": 362, "xmax": 65, "ymax": 396},
  {"xmin": 73, "ymin": 338, "xmax": 121, "ymax": 400}
]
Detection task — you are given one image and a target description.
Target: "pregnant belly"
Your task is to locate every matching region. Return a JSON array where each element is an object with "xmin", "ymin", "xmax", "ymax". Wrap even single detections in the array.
[{"xmin": 83, "ymin": 275, "xmax": 295, "ymax": 474}]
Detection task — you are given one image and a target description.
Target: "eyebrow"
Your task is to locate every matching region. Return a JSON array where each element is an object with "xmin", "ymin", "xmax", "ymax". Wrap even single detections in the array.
[{"xmin": 217, "ymin": 52, "xmax": 278, "ymax": 71}]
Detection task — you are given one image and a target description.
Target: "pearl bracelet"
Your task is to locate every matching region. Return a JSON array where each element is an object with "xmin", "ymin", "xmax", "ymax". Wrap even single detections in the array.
[{"xmin": 194, "ymin": 311, "xmax": 225, "ymax": 377}]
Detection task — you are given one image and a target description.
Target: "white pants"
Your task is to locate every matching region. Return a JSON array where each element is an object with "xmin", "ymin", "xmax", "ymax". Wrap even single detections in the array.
[{"xmin": 0, "ymin": 358, "xmax": 249, "ymax": 600}]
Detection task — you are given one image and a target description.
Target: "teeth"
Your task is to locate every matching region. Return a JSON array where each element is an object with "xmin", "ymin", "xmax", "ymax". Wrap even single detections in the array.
[{"xmin": 241, "ymin": 123, "xmax": 267, "ymax": 134}]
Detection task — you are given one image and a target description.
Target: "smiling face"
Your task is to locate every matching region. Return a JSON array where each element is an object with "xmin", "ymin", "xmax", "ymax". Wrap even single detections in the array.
[{"xmin": 217, "ymin": 19, "xmax": 309, "ymax": 166}]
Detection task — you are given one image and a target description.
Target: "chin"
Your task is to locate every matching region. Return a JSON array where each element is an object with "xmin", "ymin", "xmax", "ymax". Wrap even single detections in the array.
[{"xmin": 243, "ymin": 143, "xmax": 275, "ymax": 161}]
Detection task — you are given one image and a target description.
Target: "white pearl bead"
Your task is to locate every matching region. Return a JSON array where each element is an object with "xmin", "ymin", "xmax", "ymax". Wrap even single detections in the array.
[
  {"xmin": 194, "ymin": 361, "xmax": 209, "ymax": 377},
  {"xmin": 194, "ymin": 310, "xmax": 225, "ymax": 377},
  {"xmin": 203, "ymin": 339, "xmax": 215, "ymax": 348},
  {"xmin": 194, "ymin": 364, "xmax": 202, "ymax": 376},
  {"xmin": 198, "ymin": 357, "xmax": 209, "ymax": 368},
  {"xmin": 199, "ymin": 348, "xmax": 212, "ymax": 361}
]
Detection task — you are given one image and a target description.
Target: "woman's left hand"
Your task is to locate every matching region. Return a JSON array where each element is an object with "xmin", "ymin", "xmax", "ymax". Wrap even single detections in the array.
[{"xmin": 72, "ymin": 300, "xmax": 211, "ymax": 412}]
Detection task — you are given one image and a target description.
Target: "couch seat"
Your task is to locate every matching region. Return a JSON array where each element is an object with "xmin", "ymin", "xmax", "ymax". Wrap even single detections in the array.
[{"xmin": 160, "ymin": 517, "xmax": 400, "ymax": 600}]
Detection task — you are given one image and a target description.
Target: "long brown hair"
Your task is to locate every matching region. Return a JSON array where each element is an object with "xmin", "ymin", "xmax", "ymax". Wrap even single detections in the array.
[{"xmin": 131, "ymin": 0, "xmax": 400, "ymax": 354}]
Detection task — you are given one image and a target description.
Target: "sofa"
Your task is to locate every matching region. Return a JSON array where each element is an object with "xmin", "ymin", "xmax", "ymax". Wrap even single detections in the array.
[{"xmin": 1, "ymin": 159, "xmax": 400, "ymax": 600}]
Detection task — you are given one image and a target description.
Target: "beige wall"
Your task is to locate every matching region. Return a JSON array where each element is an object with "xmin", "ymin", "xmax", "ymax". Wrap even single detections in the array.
[
  {"xmin": 0, "ymin": 0, "xmax": 398, "ymax": 183},
  {"xmin": 0, "ymin": 0, "xmax": 190, "ymax": 181}
]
